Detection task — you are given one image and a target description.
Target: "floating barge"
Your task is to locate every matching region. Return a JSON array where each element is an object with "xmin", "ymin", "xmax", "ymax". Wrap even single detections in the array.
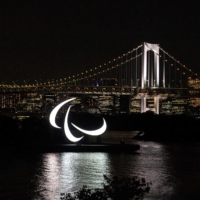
[{"xmin": 11, "ymin": 143, "xmax": 140, "ymax": 153}]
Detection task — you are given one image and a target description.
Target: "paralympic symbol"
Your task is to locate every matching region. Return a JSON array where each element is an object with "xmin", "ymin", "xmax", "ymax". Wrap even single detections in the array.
[{"xmin": 49, "ymin": 98, "xmax": 107, "ymax": 142}]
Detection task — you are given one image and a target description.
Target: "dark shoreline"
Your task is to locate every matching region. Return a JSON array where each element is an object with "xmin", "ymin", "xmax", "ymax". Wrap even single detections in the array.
[
  {"xmin": 0, "ymin": 112, "xmax": 200, "ymax": 148},
  {"xmin": 67, "ymin": 112, "xmax": 200, "ymax": 143}
]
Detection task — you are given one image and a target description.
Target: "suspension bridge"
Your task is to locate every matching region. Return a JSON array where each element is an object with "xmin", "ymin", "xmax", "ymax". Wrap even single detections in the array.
[{"xmin": 0, "ymin": 42, "xmax": 200, "ymax": 116}]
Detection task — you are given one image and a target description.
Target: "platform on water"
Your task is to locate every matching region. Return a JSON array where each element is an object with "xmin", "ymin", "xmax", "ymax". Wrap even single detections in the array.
[{"xmin": 11, "ymin": 143, "xmax": 140, "ymax": 153}]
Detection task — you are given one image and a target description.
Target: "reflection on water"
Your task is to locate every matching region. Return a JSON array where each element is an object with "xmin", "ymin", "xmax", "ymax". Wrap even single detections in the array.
[
  {"xmin": 43, "ymin": 153, "xmax": 111, "ymax": 199},
  {"xmin": 1, "ymin": 136, "xmax": 200, "ymax": 199}
]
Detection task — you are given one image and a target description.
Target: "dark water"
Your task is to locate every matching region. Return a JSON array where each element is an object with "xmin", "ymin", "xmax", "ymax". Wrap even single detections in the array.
[{"xmin": 1, "ymin": 135, "xmax": 200, "ymax": 199}]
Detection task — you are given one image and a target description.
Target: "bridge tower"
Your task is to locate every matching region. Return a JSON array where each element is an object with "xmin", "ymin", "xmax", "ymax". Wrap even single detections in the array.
[
  {"xmin": 141, "ymin": 42, "xmax": 160, "ymax": 114},
  {"xmin": 141, "ymin": 42, "xmax": 160, "ymax": 89}
]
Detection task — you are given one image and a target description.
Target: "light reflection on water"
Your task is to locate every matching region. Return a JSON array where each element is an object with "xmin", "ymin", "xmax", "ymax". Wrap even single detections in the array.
[
  {"xmin": 43, "ymin": 152, "xmax": 111, "ymax": 198},
  {"xmin": 1, "ymin": 138, "xmax": 200, "ymax": 199}
]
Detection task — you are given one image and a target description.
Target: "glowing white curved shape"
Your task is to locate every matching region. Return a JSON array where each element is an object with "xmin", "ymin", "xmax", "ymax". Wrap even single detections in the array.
[
  {"xmin": 49, "ymin": 98, "xmax": 76, "ymax": 129},
  {"xmin": 64, "ymin": 105, "xmax": 83, "ymax": 142},
  {"xmin": 49, "ymin": 97, "xmax": 107, "ymax": 142},
  {"xmin": 71, "ymin": 118, "xmax": 107, "ymax": 136}
]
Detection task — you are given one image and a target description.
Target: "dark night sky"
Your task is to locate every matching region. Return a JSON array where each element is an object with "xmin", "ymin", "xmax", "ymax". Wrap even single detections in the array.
[{"xmin": 0, "ymin": 0, "xmax": 200, "ymax": 84}]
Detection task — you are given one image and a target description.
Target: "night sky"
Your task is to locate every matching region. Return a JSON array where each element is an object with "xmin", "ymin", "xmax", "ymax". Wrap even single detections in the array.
[{"xmin": 0, "ymin": 0, "xmax": 200, "ymax": 84}]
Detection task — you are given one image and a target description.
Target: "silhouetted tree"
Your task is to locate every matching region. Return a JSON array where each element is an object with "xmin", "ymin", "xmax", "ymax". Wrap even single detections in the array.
[{"xmin": 61, "ymin": 175, "xmax": 151, "ymax": 200}]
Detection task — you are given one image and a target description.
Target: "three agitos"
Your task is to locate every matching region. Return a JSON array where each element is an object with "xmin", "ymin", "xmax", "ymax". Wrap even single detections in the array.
[{"xmin": 49, "ymin": 98, "xmax": 107, "ymax": 142}]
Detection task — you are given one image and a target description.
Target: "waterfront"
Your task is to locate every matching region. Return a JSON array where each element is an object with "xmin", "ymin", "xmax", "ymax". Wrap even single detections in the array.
[{"xmin": 1, "ymin": 134, "xmax": 200, "ymax": 199}]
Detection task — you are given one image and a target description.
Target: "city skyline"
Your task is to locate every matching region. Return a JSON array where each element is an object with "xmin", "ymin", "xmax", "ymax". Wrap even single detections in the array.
[{"xmin": 0, "ymin": 0, "xmax": 200, "ymax": 84}]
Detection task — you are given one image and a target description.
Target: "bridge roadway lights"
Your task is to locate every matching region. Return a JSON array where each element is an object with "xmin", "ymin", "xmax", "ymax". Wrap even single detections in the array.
[{"xmin": 0, "ymin": 86, "xmax": 193, "ymax": 115}]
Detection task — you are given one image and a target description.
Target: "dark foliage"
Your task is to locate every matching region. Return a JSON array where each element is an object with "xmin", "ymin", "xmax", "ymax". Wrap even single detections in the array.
[{"xmin": 60, "ymin": 175, "xmax": 151, "ymax": 200}]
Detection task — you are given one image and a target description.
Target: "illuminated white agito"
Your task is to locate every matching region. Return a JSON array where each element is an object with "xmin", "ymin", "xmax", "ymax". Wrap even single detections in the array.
[{"xmin": 49, "ymin": 98, "xmax": 107, "ymax": 142}]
